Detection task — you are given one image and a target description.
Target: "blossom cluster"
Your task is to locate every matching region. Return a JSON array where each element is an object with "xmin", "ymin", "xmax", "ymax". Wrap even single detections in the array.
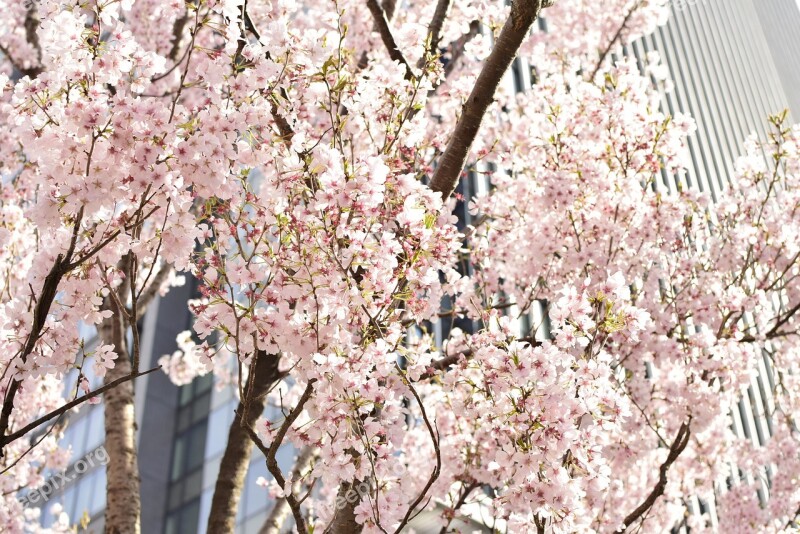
[{"xmin": 1, "ymin": 0, "xmax": 800, "ymax": 533}]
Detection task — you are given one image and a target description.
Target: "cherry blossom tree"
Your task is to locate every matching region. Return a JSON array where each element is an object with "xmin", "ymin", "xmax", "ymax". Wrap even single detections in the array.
[{"xmin": 1, "ymin": 0, "xmax": 800, "ymax": 533}]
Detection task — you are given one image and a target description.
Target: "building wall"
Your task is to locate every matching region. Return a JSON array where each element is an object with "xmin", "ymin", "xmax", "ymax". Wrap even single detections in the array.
[{"xmin": 756, "ymin": 0, "xmax": 800, "ymax": 118}]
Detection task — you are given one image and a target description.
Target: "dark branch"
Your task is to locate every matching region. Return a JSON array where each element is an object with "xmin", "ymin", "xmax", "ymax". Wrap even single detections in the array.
[
  {"xmin": 244, "ymin": 379, "xmax": 317, "ymax": 534},
  {"xmin": 0, "ymin": 4, "xmax": 43, "ymax": 79},
  {"xmin": 0, "ymin": 207, "xmax": 84, "ymax": 457},
  {"xmin": 238, "ymin": 4, "xmax": 296, "ymax": 149},
  {"xmin": 366, "ymin": 0, "xmax": 415, "ymax": 80},
  {"xmin": 427, "ymin": 0, "xmax": 553, "ymax": 199},
  {"xmin": 589, "ymin": 1, "xmax": 642, "ymax": 81},
  {"xmin": 441, "ymin": 21, "xmax": 481, "ymax": 81},
  {"xmin": 136, "ymin": 262, "xmax": 174, "ymax": 312},
  {"xmin": 393, "ymin": 366, "xmax": 441, "ymax": 533},
  {"xmin": 259, "ymin": 446, "xmax": 318, "ymax": 534},
  {"xmin": 0, "ymin": 366, "xmax": 161, "ymax": 450},
  {"xmin": 426, "ymin": 0, "xmax": 452, "ymax": 57},
  {"xmin": 419, "ymin": 336, "xmax": 540, "ymax": 381},
  {"xmin": 616, "ymin": 421, "xmax": 691, "ymax": 532},
  {"xmin": 167, "ymin": 11, "xmax": 190, "ymax": 62}
]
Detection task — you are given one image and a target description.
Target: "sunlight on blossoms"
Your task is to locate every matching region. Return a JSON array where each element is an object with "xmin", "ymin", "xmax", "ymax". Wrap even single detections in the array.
[{"xmin": 0, "ymin": 0, "xmax": 799, "ymax": 533}]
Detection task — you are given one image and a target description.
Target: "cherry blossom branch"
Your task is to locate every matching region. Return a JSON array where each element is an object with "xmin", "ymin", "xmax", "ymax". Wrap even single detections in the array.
[
  {"xmin": 0, "ymin": 412, "xmax": 66, "ymax": 477},
  {"xmin": 438, "ymin": 481, "xmax": 479, "ymax": 534},
  {"xmin": 393, "ymin": 365, "xmax": 441, "ymax": 533},
  {"xmin": 244, "ymin": 379, "xmax": 317, "ymax": 534},
  {"xmin": 737, "ymin": 302, "xmax": 800, "ymax": 343},
  {"xmin": 0, "ymin": 206, "xmax": 84, "ymax": 457},
  {"xmin": 259, "ymin": 446, "xmax": 319, "ymax": 534},
  {"xmin": 589, "ymin": 1, "xmax": 643, "ymax": 81},
  {"xmin": 133, "ymin": 199, "xmax": 172, "ymax": 312},
  {"xmin": 0, "ymin": 188, "xmax": 159, "ymax": 456},
  {"xmin": 150, "ymin": 14, "xmax": 194, "ymax": 84},
  {"xmin": 0, "ymin": 4, "xmax": 43, "ymax": 78},
  {"xmin": 615, "ymin": 421, "xmax": 691, "ymax": 532},
  {"xmin": 127, "ymin": 255, "xmax": 142, "ymax": 373},
  {"xmin": 64, "ymin": 203, "xmax": 161, "ymax": 271},
  {"xmin": 167, "ymin": 10, "xmax": 190, "ymax": 62},
  {"xmin": 366, "ymin": 0, "xmax": 415, "ymax": 80},
  {"xmin": 238, "ymin": 5, "xmax": 295, "ymax": 149},
  {"xmin": 136, "ymin": 262, "xmax": 173, "ymax": 312},
  {"xmin": 418, "ymin": 336, "xmax": 540, "ymax": 382},
  {"xmin": 428, "ymin": 0, "xmax": 553, "ymax": 198},
  {"xmin": 426, "ymin": 0, "xmax": 451, "ymax": 57},
  {"xmin": 168, "ymin": 4, "xmax": 202, "ymax": 123},
  {"xmin": 0, "ymin": 366, "xmax": 161, "ymax": 451},
  {"xmin": 242, "ymin": 2, "xmax": 262, "ymax": 41},
  {"xmin": 784, "ymin": 505, "xmax": 800, "ymax": 530},
  {"xmin": 270, "ymin": 97, "xmax": 295, "ymax": 150},
  {"xmin": 441, "ymin": 21, "xmax": 481, "ymax": 81}
]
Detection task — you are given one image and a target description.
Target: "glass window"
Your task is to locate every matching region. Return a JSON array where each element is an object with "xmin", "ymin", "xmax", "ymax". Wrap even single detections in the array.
[
  {"xmin": 206, "ymin": 407, "xmax": 230, "ymax": 458},
  {"xmin": 170, "ymin": 438, "xmax": 186, "ymax": 482},
  {"xmin": 181, "ymin": 499, "xmax": 201, "ymax": 533},
  {"xmin": 179, "ymin": 384, "xmax": 194, "ymax": 406},
  {"xmin": 73, "ymin": 472, "xmax": 95, "ymax": 520},
  {"xmin": 62, "ymin": 425, "xmax": 75, "ymax": 455},
  {"xmin": 202, "ymin": 454, "xmax": 222, "ymax": 491},
  {"xmin": 69, "ymin": 417, "xmax": 88, "ymax": 457},
  {"xmin": 186, "ymin": 426, "xmax": 206, "ymax": 472},
  {"xmin": 276, "ymin": 445, "xmax": 296, "ymax": 473},
  {"xmin": 177, "ymin": 408, "xmax": 192, "ymax": 433},
  {"xmin": 164, "ymin": 513, "xmax": 179, "ymax": 534},
  {"xmin": 41, "ymin": 499, "xmax": 58, "ymax": 528},
  {"xmin": 243, "ymin": 465, "xmax": 267, "ymax": 518},
  {"xmin": 85, "ymin": 407, "xmax": 105, "ymax": 451},
  {"xmin": 91, "ymin": 468, "xmax": 107, "ymax": 515},
  {"xmin": 64, "ymin": 369, "xmax": 79, "ymax": 399},
  {"xmin": 192, "ymin": 393, "xmax": 211, "ymax": 424},
  {"xmin": 211, "ymin": 382, "xmax": 234, "ymax": 409},
  {"xmin": 62, "ymin": 485, "xmax": 77, "ymax": 520},
  {"xmin": 184, "ymin": 469, "xmax": 203, "ymax": 502},
  {"xmin": 198, "ymin": 488, "xmax": 213, "ymax": 534},
  {"xmin": 196, "ymin": 373, "xmax": 213, "ymax": 395},
  {"xmin": 168, "ymin": 482, "xmax": 183, "ymax": 510}
]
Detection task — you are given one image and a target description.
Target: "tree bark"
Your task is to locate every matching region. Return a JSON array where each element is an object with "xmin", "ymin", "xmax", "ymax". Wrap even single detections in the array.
[
  {"xmin": 428, "ymin": 0, "xmax": 554, "ymax": 199},
  {"xmin": 207, "ymin": 352, "xmax": 282, "ymax": 534},
  {"xmin": 324, "ymin": 479, "xmax": 364, "ymax": 534},
  {"xmin": 101, "ymin": 302, "xmax": 141, "ymax": 534}
]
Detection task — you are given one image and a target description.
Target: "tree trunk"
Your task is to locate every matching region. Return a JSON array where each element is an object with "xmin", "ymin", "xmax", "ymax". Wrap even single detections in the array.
[
  {"xmin": 101, "ymin": 305, "xmax": 141, "ymax": 534},
  {"xmin": 324, "ymin": 479, "xmax": 364, "ymax": 534},
  {"xmin": 207, "ymin": 352, "xmax": 282, "ymax": 533}
]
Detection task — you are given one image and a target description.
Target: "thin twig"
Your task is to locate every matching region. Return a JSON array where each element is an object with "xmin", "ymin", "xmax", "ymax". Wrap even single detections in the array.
[
  {"xmin": 393, "ymin": 364, "xmax": 441, "ymax": 533},
  {"xmin": 244, "ymin": 379, "xmax": 317, "ymax": 534},
  {"xmin": 616, "ymin": 420, "xmax": 692, "ymax": 532},
  {"xmin": 588, "ymin": 1, "xmax": 642, "ymax": 81},
  {"xmin": 0, "ymin": 366, "xmax": 161, "ymax": 449}
]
